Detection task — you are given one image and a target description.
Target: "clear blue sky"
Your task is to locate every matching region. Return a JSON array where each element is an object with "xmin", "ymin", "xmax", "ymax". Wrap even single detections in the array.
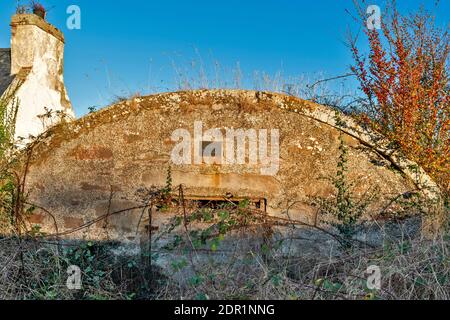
[{"xmin": 0, "ymin": 0, "xmax": 448, "ymax": 116}]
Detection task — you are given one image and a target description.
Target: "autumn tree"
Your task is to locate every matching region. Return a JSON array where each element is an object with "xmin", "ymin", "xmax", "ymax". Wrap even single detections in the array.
[{"xmin": 350, "ymin": 1, "xmax": 449, "ymax": 193}]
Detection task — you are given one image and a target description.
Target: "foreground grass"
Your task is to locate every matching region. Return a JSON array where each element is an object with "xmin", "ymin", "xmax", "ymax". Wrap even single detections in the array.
[{"xmin": 0, "ymin": 224, "xmax": 448, "ymax": 300}]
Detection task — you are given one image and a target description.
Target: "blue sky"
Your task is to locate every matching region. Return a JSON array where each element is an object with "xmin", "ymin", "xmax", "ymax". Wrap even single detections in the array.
[{"xmin": 0, "ymin": 0, "xmax": 448, "ymax": 116}]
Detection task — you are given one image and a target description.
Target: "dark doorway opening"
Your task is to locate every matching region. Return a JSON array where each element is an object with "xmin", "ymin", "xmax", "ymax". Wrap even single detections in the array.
[{"xmin": 184, "ymin": 196, "xmax": 267, "ymax": 212}]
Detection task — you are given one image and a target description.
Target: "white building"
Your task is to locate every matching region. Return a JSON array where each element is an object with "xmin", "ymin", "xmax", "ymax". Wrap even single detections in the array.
[{"xmin": 0, "ymin": 13, "xmax": 75, "ymax": 143}]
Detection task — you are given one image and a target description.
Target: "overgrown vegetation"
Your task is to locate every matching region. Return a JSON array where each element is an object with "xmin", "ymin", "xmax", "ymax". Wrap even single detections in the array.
[
  {"xmin": 0, "ymin": 94, "xmax": 25, "ymax": 235},
  {"xmin": 312, "ymin": 132, "xmax": 378, "ymax": 249},
  {"xmin": 351, "ymin": 0, "xmax": 449, "ymax": 194},
  {"xmin": 0, "ymin": 161, "xmax": 448, "ymax": 299}
]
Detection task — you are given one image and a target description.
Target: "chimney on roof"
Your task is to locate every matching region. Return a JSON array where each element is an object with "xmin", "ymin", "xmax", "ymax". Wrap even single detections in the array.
[
  {"xmin": 10, "ymin": 14, "xmax": 66, "ymax": 76},
  {"xmin": 8, "ymin": 13, "xmax": 74, "ymax": 141}
]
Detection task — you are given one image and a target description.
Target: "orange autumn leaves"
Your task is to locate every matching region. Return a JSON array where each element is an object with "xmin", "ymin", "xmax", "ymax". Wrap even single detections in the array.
[{"xmin": 351, "ymin": 6, "xmax": 449, "ymax": 193}]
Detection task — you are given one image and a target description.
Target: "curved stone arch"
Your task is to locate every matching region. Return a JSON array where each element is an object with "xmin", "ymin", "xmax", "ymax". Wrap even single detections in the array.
[
  {"xmin": 84, "ymin": 90, "xmax": 440, "ymax": 199},
  {"xmin": 32, "ymin": 89, "xmax": 441, "ymax": 200},
  {"xmin": 25, "ymin": 89, "xmax": 443, "ymax": 238}
]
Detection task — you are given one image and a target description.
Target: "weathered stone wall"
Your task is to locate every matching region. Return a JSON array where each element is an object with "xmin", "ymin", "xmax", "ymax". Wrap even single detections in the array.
[{"xmin": 23, "ymin": 90, "xmax": 428, "ymax": 242}]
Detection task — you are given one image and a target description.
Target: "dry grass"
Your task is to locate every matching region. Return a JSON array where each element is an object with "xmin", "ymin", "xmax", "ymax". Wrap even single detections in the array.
[
  {"xmin": 0, "ymin": 238, "xmax": 158, "ymax": 300},
  {"xmin": 155, "ymin": 222, "xmax": 449, "ymax": 300},
  {"xmin": 0, "ymin": 209, "xmax": 448, "ymax": 300}
]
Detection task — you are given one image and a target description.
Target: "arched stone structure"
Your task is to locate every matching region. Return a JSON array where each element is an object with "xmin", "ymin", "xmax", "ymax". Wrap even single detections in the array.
[{"xmin": 21, "ymin": 90, "xmax": 441, "ymax": 241}]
